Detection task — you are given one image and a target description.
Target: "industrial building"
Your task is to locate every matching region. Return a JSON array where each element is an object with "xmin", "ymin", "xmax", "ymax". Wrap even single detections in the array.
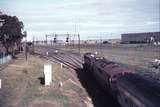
[{"xmin": 121, "ymin": 32, "xmax": 160, "ymax": 44}]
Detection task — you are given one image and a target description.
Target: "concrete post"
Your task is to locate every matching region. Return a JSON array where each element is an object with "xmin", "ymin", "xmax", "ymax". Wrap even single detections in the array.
[
  {"xmin": 44, "ymin": 64, "xmax": 52, "ymax": 86},
  {"xmin": 60, "ymin": 63, "xmax": 63, "ymax": 69}
]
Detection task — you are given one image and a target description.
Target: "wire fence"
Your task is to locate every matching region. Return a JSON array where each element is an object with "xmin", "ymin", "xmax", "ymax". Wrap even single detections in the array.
[{"xmin": 0, "ymin": 54, "xmax": 12, "ymax": 64}]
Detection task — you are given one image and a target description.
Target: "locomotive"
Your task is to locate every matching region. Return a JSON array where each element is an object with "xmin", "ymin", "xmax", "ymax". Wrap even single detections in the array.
[{"xmin": 84, "ymin": 53, "xmax": 160, "ymax": 107}]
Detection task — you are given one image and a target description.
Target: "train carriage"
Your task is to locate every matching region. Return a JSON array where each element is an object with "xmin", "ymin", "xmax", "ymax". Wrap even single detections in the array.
[
  {"xmin": 93, "ymin": 58, "xmax": 132, "ymax": 95},
  {"xmin": 83, "ymin": 53, "xmax": 101, "ymax": 73},
  {"xmin": 117, "ymin": 73, "xmax": 160, "ymax": 107},
  {"xmin": 83, "ymin": 52, "xmax": 160, "ymax": 107}
]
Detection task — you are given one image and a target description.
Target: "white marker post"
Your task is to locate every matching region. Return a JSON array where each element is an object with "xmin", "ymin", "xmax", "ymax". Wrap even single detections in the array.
[
  {"xmin": 60, "ymin": 63, "xmax": 63, "ymax": 69},
  {"xmin": 44, "ymin": 64, "xmax": 52, "ymax": 86},
  {"xmin": 46, "ymin": 52, "xmax": 49, "ymax": 56}
]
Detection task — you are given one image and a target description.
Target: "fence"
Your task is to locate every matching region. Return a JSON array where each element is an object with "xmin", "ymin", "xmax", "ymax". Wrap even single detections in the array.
[{"xmin": 0, "ymin": 54, "xmax": 12, "ymax": 64}]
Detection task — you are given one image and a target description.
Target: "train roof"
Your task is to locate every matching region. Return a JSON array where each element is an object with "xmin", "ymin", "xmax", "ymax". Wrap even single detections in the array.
[
  {"xmin": 118, "ymin": 74, "xmax": 160, "ymax": 107},
  {"xmin": 94, "ymin": 58, "xmax": 133, "ymax": 77}
]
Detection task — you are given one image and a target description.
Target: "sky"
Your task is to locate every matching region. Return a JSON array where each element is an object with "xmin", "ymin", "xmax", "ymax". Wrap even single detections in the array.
[{"xmin": 0, "ymin": 0, "xmax": 160, "ymax": 40}]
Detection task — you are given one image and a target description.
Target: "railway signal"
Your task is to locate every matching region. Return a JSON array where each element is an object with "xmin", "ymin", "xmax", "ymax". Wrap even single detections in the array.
[
  {"xmin": 66, "ymin": 37, "xmax": 69, "ymax": 42},
  {"xmin": 46, "ymin": 33, "xmax": 57, "ymax": 44},
  {"xmin": 54, "ymin": 37, "xmax": 57, "ymax": 43},
  {"xmin": 44, "ymin": 33, "xmax": 80, "ymax": 53}
]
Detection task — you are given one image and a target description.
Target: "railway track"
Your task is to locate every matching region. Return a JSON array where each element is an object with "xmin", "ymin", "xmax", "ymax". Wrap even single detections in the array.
[
  {"xmin": 35, "ymin": 47, "xmax": 122, "ymax": 107},
  {"xmin": 36, "ymin": 48, "xmax": 83, "ymax": 70}
]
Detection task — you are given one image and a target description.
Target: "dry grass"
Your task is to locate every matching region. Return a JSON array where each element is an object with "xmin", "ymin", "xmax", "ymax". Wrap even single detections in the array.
[{"xmin": 0, "ymin": 53, "xmax": 92, "ymax": 107}]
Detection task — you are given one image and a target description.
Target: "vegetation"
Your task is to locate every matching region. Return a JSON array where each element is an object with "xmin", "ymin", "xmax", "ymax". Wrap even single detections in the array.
[{"xmin": 0, "ymin": 12, "xmax": 26, "ymax": 56}]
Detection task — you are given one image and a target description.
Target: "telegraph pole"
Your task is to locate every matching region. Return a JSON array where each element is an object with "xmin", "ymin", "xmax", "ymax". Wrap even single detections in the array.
[
  {"xmin": 100, "ymin": 33, "xmax": 103, "ymax": 56},
  {"xmin": 74, "ymin": 20, "xmax": 80, "ymax": 53},
  {"xmin": 45, "ymin": 35, "xmax": 47, "ymax": 45},
  {"xmin": 78, "ymin": 34, "xmax": 80, "ymax": 53},
  {"xmin": 32, "ymin": 36, "xmax": 35, "ymax": 54},
  {"xmin": 25, "ymin": 36, "xmax": 28, "ymax": 61}
]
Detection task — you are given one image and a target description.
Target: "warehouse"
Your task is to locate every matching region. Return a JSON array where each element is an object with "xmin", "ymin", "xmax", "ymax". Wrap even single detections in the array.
[{"xmin": 121, "ymin": 32, "xmax": 160, "ymax": 44}]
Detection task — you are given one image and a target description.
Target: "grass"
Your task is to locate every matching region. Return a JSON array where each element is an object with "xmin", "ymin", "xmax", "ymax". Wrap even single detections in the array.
[
  {"xmin": 43, "ymin": 89, "xmax": 69, "ymax": 105},
  {"xmin": 12, "ymin": 54, "xmax": 86, "ymax": 107},
  {"xmin": 20, "ymin": 84, "xmax": 40, "ymax": 106},
  {"xmin": 63, "ymin": 81, "xmax": 84, "ymax": 94},
  {"xmin": 0, "ymin": 49, "xmax": 92, "ymax": 107}
]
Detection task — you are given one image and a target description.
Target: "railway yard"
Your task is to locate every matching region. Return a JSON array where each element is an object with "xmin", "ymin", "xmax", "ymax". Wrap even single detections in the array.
[
  {"xmin": 1, "ymin": 0, "xmax": 160, "ymax": 106},
  {"xmin": 35, "ymin": 46, "xmax": 121, "ymax": 107},
  {"xmin": 0, "ymin": 52, "xmax": 94, "ymax": 107},
  {"xmin": 0, "ymin": 44, "xmax": 160, "ymax": 107},
  {"xmin": 0, "ymin": 46, "xmax": 121, "ymax": 107}
]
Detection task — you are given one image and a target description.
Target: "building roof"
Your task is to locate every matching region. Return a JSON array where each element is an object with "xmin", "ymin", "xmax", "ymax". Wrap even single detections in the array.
[{"xmin": 122, "ymin": 32, "xmax": 160, "ymax": 35}]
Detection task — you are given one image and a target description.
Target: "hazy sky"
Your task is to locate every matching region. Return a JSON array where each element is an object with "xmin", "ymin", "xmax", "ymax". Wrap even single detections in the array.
[{"xmin": 0, "ymin": 0, "xmax": 160, "ymax": 40}]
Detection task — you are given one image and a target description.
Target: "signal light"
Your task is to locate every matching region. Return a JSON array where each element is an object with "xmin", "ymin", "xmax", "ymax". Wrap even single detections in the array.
[
  {"xmin": 54, "ymin": 37, "xmax": 56, "ymax": 43},
  {"xmin": 66, "ymin": 37, "xmax": 69, "ymax": 42}
]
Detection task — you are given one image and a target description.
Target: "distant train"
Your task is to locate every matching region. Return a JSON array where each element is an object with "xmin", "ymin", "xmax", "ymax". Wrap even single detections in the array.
[{"xmin": 84, "ymin": 53, "xmax": 160, "ymax": 107}]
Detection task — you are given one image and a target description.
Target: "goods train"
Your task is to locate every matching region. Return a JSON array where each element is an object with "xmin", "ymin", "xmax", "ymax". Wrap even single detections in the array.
[{"xmin": 84, "ymin": 53, "xmax": 160, "ymax": 107}]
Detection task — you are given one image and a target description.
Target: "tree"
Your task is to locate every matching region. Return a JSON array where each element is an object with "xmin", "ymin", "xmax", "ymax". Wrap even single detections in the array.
[{"xmin": 0, "ymin": 13, "xmax": 25, "ymax": 56}]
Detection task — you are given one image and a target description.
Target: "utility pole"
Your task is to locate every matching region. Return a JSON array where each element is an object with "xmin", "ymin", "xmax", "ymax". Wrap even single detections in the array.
[
  {"xmin": 74, "ymin": 20, "xmax": 80, "ymax": 53},
  {"xmin": 100, "ymin": 33, "xmax": 103, "ymax": 56},
  {"xmin": 25, "ymin": 36, "xmax": 28, "ymax": 61},
  {"xmin": 32, "ymin": 36, "xmax": 35, "ymax": 54},
  {"xmin": 78, "ymin": 34, "xmax": 80, "ymax": 53},
  {"xmin": 73, "ymin": 20, "xmax": 77, "ymax": 50},
  {"xmin": 45, "ymin": 35, "xmax": 47, "ymax": 45}
]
